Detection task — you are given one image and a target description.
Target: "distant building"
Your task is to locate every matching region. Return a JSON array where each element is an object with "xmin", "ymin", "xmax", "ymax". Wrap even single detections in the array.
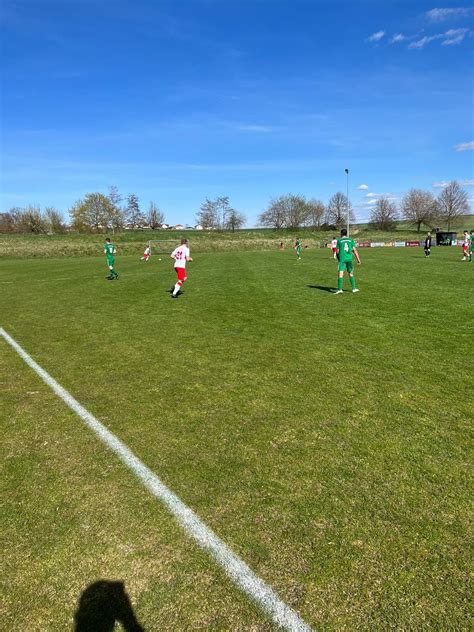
[{"xmin": 194, "ymin": 224, "xmax": 203, "ymax": 231}]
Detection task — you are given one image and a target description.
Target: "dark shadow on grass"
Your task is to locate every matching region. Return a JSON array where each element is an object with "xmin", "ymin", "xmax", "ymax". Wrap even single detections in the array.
[
  {"xmin": 74, "ymin": 580, "xmax": 145, "ymax": 632},
  {"xmin": 307, "ymin": 285, "xmax": 335, "ymax": 293}
]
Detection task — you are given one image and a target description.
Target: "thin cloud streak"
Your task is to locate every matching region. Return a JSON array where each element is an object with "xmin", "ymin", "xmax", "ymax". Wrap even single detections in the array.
[
  {"xmin": 454, "ymin": 141, "xmax": 474, "ymax": 151},
  {"xmin": 426, "ymin": 8, "xmax": 472, "ymax": 22},
  {"xmin": 368, "ymin": 30, "xmax": 385, "ymax": 42}
]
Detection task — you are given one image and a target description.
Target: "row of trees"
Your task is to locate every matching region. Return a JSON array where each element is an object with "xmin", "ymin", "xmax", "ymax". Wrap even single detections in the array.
[
  {"xmin": 70, "ymin": 187, "xmax": 165, "ymax": 233},
  {"xmin": 257, "ymin": 181, "xmax": 470, "ymax": 232},
  {"xmin": 0, "ymin": 181, "xmax": 470, "ymax": 234},
  {"xmin": 258, "ymin": 193, "xmax": 354, "ymax": 229},
  {"xmin": 0, "ymin": 187, "xmax": 166, "ymax": 234},
  {"xmin": 0, "ymin": 206, "xmax": 67, "ymax": 234},
  {"xmin": 368, "ymin": 181, "xmax": 470, "ymax": 231}
]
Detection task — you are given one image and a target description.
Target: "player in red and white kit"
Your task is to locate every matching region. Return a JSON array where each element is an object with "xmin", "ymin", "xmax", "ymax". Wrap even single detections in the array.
[
  {"xmin": 331, "ymin": 237, "xmax": 338, "ymax": 259},
  {"xmin": 140, "ymin": 245, "xmax": 151, "ymax": 262},
  {"xmin": 462, "ymin": 231, "xmax": 470, "ymax": 261},
  {"xmin": 170, "ymin": 238, "xmax": 193, "ymax": 298}
]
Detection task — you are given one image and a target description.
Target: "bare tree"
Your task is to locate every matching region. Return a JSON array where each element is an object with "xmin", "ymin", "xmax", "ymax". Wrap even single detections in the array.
[
  {"xmin": 325, "ymin": 192, "xmax": 355, "ymax": 228},
  {"xmin": 108, "ymin": 186, "xmax": 125, "ymax": 233},
  {"xmin": 225, "ymin": 209, "xmax": 246, "ymax": 232},
  {"xmin": 258, "ymin": 194, "xmax": 307, "ymax": 229},
  {"xmin": 258, "ymin": 198, "xmax": 287, "ymax": 229},
  {"xmin": 215, "ymin": 196, "xmax": 235, "ymax": 229},
  {"xmin": 304, "ymin": 199, "xmax": 326, "ymax": 229},
  {"xmin": 195, "ymin": 196, "xmax": 235, "ymax": 229},
  {"xmin": 369, "ymin": 197, "xmax": 398, "ymax": 230},
  {"xmin": 0, "ymin": 209, "xmax": 21, "ymax": 232},
  {"xmin": 125, "ymin": 193, "xmax": 145, "ymax": 229},
  {"xmin": 436, "ymin": 181, "xmax": 469, "ymax": 230},
  {"xmin": 45, "ymin": 207, "xmax": 66, "ymax": 233},
  {"xmin": 19, "ymin": 206, "xmax": 48, "ymax": 233},
  {"xmin": 286, "ymin": 195, "xmax": 308, "ymax": 228},
  {"xmin": 196, "ymin": 197, "xmax": 219, "ymax": 228},
  {"xmin": 147, "ymin": 202, "xmax": 165, "ymax": 229},
  {"xmin": 401, "ymin": 189, "xmax": 437, "ymax": 232}
]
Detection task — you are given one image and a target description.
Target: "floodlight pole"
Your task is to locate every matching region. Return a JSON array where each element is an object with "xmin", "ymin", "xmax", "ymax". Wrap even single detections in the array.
[{"xmin": 345, "ymin": 168, "xmax": 350, "ymax": 236}]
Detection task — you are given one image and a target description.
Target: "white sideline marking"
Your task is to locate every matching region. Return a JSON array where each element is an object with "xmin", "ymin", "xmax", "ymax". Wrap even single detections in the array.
[{"xmin": 0, "ymin": 327, "xmax": 313, "ymax": 632}]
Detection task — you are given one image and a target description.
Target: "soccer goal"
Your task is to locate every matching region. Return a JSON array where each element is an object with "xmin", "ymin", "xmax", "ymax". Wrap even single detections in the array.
[{"xmin": 148, "ymin": 240, "xmax": 180, "ymax": 255}]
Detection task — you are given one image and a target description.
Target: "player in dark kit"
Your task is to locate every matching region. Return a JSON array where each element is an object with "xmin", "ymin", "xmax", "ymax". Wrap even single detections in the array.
[{"xmin": 424, "ymin": 232, "xmax": 432, "ymax": 257}]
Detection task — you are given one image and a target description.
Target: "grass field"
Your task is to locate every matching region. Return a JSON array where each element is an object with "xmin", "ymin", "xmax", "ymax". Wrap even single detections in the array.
[{"xmin": 1, "ymin": 246, "xmax": 472, "ymax": 630}]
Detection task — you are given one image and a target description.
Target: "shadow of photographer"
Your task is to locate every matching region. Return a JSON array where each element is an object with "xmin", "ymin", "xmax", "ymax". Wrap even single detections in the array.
[{"xmin": 74, "ymin": 580, "xmax": 144, "ymax": 632}]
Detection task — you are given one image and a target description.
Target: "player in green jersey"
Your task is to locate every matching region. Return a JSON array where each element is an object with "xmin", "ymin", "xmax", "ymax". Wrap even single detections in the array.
[
  {"xmin": 469, "ymin": 230, "xmax": 473, "ymax": 262},
  {"xmin": 294, "ymin": 238, "xmax": 302, "ymax": 260},
  {"xmin": 104, "ymin": 238, "xmax": 118, "ymax": 280},
  {"xmin": 334, "ymin": 228, "xmax": 361, "ymax": 294}
]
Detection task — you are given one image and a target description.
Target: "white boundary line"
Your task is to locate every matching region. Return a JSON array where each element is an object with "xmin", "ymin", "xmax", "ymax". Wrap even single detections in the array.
[{"xmin": 0, "ymin": 327, "xmax": 313, "ymax": 632}]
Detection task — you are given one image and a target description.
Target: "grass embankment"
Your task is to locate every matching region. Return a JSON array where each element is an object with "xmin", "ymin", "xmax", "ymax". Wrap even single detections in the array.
[
  {"xmin": 1, "ymin": 247, "xmax": 472, "ymax": 630},
  {"xmin": 1, "ymin": 216, "xmax": 472, "ymax": 259}
]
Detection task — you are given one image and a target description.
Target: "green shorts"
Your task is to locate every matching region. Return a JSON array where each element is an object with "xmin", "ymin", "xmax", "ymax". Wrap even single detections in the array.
[
  {"xmin": 338, "ymin": 261, "xmax": 353, "ymax": 273},
  {"xmin": 106, "ymin": 256, "xmax": 115, "ymax": 267}
]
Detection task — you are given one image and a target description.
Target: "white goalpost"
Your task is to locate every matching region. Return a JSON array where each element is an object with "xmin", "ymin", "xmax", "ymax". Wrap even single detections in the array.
[{"xmin": 148, "ymin": 240, "xmax": 180, "ymax": 255}]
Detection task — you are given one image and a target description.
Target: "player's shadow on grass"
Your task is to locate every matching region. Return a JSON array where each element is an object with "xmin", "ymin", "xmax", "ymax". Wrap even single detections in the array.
[
  {"xmin": 74, "ymin": 580, "xmax": 145, "ymax": 632},
  {"xmin": 307, "ymin": 285, "xmax": 335, "ymax": 293}
]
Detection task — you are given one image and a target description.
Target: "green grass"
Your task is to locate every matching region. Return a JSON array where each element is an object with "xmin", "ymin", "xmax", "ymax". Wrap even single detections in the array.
[{"xmin": 1, "ymin": 247, "xmax": 472, "ymax": 630}]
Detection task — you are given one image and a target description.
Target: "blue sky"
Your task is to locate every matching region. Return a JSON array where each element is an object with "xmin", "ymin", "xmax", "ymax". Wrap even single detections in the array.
[{"xmin": 1, "ymin": 0, "xmax": 473, "ymax": 226}]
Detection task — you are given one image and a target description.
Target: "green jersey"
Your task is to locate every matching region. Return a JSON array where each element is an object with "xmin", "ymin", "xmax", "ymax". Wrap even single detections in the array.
[
  {"xmin": 104, "ymin": 242, "xmax": 115, "ymax": 258},
  {"xmin": 470, "ymin": 235, "xmax": 474, "ymax": 252},
  {"xmin": 337, "ymin": 237, "xmax": 355, "ymax": 263}
]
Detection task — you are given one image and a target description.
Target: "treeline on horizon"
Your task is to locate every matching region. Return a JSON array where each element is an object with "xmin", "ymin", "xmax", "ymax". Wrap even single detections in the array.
[{"xmin": 0, "ymin": 181, "xmax": 471, "ymax": 235}]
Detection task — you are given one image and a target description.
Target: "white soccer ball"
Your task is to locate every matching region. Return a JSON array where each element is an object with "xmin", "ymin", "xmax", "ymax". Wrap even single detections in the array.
[{"xmin": 158, "ymin": 258, "xmax": 162, "ymax": 261}]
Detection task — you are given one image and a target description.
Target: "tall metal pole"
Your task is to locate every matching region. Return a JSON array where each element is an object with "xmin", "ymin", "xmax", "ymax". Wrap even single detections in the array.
[{"xmin": 345, "ymin": 168, "xmax": 349, "ymax": 236}]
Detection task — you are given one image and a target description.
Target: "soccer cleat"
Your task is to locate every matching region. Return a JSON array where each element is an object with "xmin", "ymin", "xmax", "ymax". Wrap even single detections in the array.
[
  {"xmin": 334, "ymin": 289, "xmax": 343, "ymax": 294},
  {"xmin": 171, "ymin": 293, "xmax": 179, "ymax": 298},
  {"xmin": 352, "ymin": 288, "xmax": 360, "ymax": 293}
]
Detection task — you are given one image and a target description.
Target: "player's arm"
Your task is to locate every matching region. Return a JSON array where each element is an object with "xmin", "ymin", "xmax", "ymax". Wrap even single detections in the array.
[{"xmin": 353, "ymin": 246, "xmax": 361, "ymax": 264}]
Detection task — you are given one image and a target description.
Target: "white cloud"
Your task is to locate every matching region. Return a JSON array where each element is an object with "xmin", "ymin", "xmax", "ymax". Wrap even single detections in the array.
[
  {"xmin": 432, "ymin": 181, "xmax": 449, "ymax": 188},
  {"xmin": 409, "ymin": 34, "xmax": 442, "ymax": 49},
  {"xmin": 368, "ymin": 199, "xmax": 378, "ymax": 205},
  {"xmin": 236, "ymin": 124, "xmax": 273, "ymax": 133},
  {"xmin": 366, "ymin": 192, "xmax": 379, "ymax": 198},
  {"xmin": 442, "ymin": 27, "xmax": 469, "ymax": 44},
  {"xmin": 357, "ymin": 184, "xmax": 369, "ymax": 190},
  {"xmin": 460, "ymin": 179, "xmax": 474, "ymax": 186},
  {"xmin": 454, "ymin": 141, "xmax": 474, "ymax": 151},
  {"xmin": 408, "ymin": 27, "xmax": 470, "ymax": 48},
  {"xmin": 391, "ymin": 33, "xmax": 407, "ymax": 43},
  {"xmin": 426, "ymin": 8, "xmax": 472, "ymax": 22},
  {"xmin": 368, "ymin": 30, "xmax": 385, "ymax": 42}
]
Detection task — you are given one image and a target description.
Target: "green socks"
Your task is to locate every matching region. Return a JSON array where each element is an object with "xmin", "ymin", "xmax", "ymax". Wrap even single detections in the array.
[
  {"xmin": 350, "ymin": 275, "xmax": 356, "ymax": 290},
  {"xmin": 337, "ymin": 277, "xmax": 343, "ymax": 290}
]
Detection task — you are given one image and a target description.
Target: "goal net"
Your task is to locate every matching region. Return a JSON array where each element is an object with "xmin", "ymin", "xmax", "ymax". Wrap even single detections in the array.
[{"xmin": 148, "ymin": 240, "xmax": 180, "ymax": 255}]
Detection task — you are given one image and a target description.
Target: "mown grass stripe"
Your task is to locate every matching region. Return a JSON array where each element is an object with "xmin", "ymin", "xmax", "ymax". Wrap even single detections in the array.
[{"xmin": 0, "ymin": 326, "xmax": 313, "ymax": 632}]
